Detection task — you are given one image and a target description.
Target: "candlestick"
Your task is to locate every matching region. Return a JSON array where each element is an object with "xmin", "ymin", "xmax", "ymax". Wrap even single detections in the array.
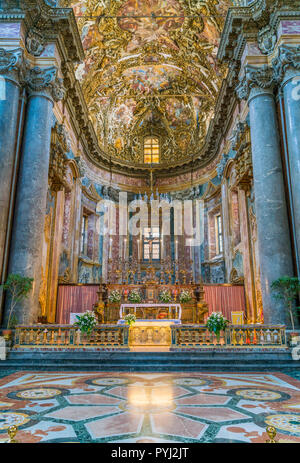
[
  {"xmin": 137, "ymin": 238, "xmax": 140, "ymax": 261},
  {"xmin": 175, "ymin": 239, "xmax": 178, "ymax": 260}
]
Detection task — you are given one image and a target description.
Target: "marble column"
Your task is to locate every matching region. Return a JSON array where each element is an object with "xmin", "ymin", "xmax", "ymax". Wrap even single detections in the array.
[
  {"xmin": 236, "ymin": 65, "xmax": 294, "ymax": 326},
  {"xmin": 6, "ymin": 66, "xmax": 65, "ymax": 325},
  {"xmin": 273, "ymin": 45, "xmax": 300, "ymax": 268},
  {"xmin": 0, "ymin": 48, "xmax": 24, "ymax": 313}
]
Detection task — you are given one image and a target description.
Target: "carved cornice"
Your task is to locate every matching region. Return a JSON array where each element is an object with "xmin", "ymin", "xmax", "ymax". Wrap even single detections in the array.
[
  {"xmin": 0, "ymin": 47, "xmax": 24, "ymax": 85},
  {"xmin": 236, "ymin": 64, "xmax": 275, "ymax": 101},
  {"xmin": 25, "ymin": 66, "xmax": 65, "ymax": 102},
  {"xmin": 273, "ymin": 45, "xmax": 300, "ymax": 84},
  {"xmin": 21, "ymin": 0, "xmax": 84, "ymax": 62}
]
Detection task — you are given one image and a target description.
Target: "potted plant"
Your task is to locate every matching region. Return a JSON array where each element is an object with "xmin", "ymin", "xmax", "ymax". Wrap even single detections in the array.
[
  {"xmin": 159, "ymin": 289, "xmax": 172, "ymax": 303},
  {"xmin": 108, "ymin": 290, "xmax": 121, "ymax": 304},
  {"xmin": 179, "ymin": 290, "xmax": 192, "ymax": 304},
  {"xmin": 0, "ymin": 274, "xmax": 33, "ymax": 338},
  {"xmin": 206, "ymin": 312, "xmax": 229, "ymax": 343},
  {"xmin": 73, "ymin": 311, "xmax": 97, "ymax": 337},
  {"xmin": 128, "ymin": 289, "xmax": 142, "ymax": 303},
  {"xmin": 124, "ymin": 313, "xmax": 136, "ymax": 327},
  {"xmin": 271, "ymin": 276, "xmax": 300, "ymax": 340}
]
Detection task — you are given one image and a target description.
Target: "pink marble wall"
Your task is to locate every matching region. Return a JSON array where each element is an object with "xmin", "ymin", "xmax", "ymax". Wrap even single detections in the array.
[
  {"xmin": 279, "ymin": 20, "xmax": 300, "ymax": 35},
  {"xmin": 0, "ymin": 22, "xmax": 21, "ymax": 38}
]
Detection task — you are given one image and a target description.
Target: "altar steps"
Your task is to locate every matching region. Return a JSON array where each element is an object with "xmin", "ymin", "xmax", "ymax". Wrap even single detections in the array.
[{"xmin": 2, "ymin": 348, "xmax": 300, "ymax": 372}]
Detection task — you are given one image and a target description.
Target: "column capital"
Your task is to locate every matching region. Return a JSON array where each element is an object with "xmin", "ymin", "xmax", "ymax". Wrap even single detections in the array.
[
  {"xmin": 236, "ymin": 65, "xmax": 276, "ymax": 102},
  {"xmin": 273, "ymin": 45, "xmax": 300, "ymax": 86},
  {"xmin": 25, "ymin": 66, "xmax": 65, "ymax": 103},
  {"xmin": 0, "ymin": 48, "xmax": 25, "ymax": 86}
]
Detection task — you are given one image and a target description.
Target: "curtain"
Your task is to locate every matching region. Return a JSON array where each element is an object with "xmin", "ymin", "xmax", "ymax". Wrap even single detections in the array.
[
  {"xmin": 56, "ymin": 284, "xmax": 246, "ymax": 325},
  {"xmin": 56, "ymin": 285, "xmax": 99, "ymax": 324},
  {"xmin": 203, "ymin": 285, "xmax": 246, "ymax": 322}
]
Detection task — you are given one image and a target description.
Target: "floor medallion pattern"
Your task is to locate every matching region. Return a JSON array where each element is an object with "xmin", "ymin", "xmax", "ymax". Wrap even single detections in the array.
[{"xmin": 0, "ymin": 371, "xmax": 299, "ymax": 443}]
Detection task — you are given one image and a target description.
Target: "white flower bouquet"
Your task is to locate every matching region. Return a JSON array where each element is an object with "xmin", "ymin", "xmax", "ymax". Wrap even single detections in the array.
[
  {"xmin": 206, "ymin": 312, "xmax": 229, "ymax": 341},
  {"xmin": 179, "ymin": 290, "xmax": 192, "ymax": 303},
  {"xmin": 73, "ymin": 311, "xmax": 97, "ymax": 335},
  {"xmin": 128, "ymin": 289, "xmax": 142, "ymax": 303},
  {"xmin": 159, "ymin": 289, "xmax": 172, "ymax": 303},
  {"xmin": 124, "ymin": 313, "xmax": 136, "ymax": 326},
  {"xmin": 108, "ymin": 290, "xmax": 121, "ymax": 303}
]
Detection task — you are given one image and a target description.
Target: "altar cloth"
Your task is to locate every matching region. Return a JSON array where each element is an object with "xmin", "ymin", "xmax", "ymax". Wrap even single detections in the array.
[{"xmin": 117, "ymin": 319, "xmax": 181, "ymax": 325}]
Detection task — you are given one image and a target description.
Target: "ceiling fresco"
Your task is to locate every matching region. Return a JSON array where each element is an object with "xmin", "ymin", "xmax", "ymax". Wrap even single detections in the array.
[{"xmin": 63, "ymin": 0, "xmax": 233, "ymax": 169}]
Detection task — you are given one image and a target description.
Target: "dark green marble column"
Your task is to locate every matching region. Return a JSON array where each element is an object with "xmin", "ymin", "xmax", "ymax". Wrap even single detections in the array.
[
  {"xmin": 237, "ymin": 65, "xmax": 294, "ymax": 326},
  {"xmin": 6, "ymin": 66, "xmax": 65, "ymax": 325},
  {"xmin": 274, "ymin": 45, "xmax": 300, "ymax": 270},
  {"xmin": 0, "ymin": 48, "xmax": 24, "ymax": 310}
]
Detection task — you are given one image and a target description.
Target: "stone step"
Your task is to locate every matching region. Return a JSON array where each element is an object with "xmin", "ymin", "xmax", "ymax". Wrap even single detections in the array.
[{"xmin": 2, "ymin": 348, "xmax": 299, "ymax": 371}]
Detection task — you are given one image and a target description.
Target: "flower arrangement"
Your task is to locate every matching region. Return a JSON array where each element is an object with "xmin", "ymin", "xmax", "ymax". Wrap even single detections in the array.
[
  {"xmin": 124, "ymin": 313, "xmax": 136, "ymax": 326},
  {"xmin": 108, "ymin": 290, "xmax": 121, "ymax": 303},
  {"xmin": 159, "ymin": 289, "xmax": 172, "ymax": 303},
  {"xmin": 128, "ymin": 289, "xmax": 142, "ymax": 303},
  {"xmin": 179, "ymin": 290, "xmax": 192, "ymax": 303},
  {"xmin": 206, "ymin": 312, "xmax": 229, "ymax": 341},
  {"xmin": 73, "ymin": 311, "xmax": 97, "ymax": 335}
]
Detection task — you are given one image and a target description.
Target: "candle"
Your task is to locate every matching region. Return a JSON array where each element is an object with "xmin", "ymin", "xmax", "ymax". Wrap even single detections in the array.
[
  {"xmin": 124, "ymin": 238, "xmax": 127, "ymax": 260},
  {"xmin": 161, "ymin": 236, "xmax": 164, "ymax": 260},
  {"xmin": 137, "ymin": 239, "xmax": 140, "ymax": 260},
  {"xmin": 175, "ymin": 239, "xmax": 178, "ymax": 260},
  {"xmin": 109, "ymin": 238, "xmax": 112, "ymax": 259}
]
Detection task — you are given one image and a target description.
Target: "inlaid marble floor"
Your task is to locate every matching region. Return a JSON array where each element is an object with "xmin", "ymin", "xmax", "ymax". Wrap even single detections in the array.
[{"xmin": 0, "ymin": 371, "xmax": 299, "ymax": 443}]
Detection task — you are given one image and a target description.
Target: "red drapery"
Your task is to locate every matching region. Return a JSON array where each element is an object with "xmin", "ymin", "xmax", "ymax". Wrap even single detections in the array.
[
  {"xmin": 56, "ymin": 284, "xmax": 246, "ymax": 324},
  {"xmin": 56, "ymin": 285, "xmax": 99, "ymax": 324},
  {"xmin": 203, "ymin": 285, "xmax": 246, "ymax": 321}
]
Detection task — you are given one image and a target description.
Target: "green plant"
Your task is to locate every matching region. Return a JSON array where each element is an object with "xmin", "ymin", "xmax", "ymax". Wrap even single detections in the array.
[
  {"xmin": 128, "ymin": 289, "xmax": 142, "ymax": 303},
  {"xmin": 124, "ymin": 313, "xmax": 136, "ymax": 326},
  {"xmin": 73, "ymin": 311, "xmax": 97, "ymax": 335},
  {"xmin": 108, "ymin": 290, "xmax": 121, "ymax": 303},
  {"xmin": 179, "ymin": 290, "xmax": 192, "ymax": 303},
  {"xmin": 159, "ymin": 290, "xmax": 172, "ymax": 303},
  {"xmin": 206, "ymin": 312, "xmax": 229, "ymax": 341},
  {"xmin": 1, "ymin": 274, "xmax": 33, "ymax": 329},
  {"xmin": 271, "ymin": 276, "xmax": 300, "ymax": 331}
]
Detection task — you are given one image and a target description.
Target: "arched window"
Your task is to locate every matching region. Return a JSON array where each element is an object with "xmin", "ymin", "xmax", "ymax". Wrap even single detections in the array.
[{"xmin": 144, "ymin": 137, "xmax": 159, "ymax": 164}]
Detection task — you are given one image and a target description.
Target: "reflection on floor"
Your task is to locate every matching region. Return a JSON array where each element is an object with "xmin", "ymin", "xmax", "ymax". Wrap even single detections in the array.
[{"xmin": 0, "ymin": 371, "xmax": 299, "ymax": 443}]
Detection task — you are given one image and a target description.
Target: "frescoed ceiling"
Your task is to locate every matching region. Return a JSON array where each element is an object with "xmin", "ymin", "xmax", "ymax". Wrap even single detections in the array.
[{"xmin": 62, "ymin": 0, "xmax": 233, "ymax": 169}]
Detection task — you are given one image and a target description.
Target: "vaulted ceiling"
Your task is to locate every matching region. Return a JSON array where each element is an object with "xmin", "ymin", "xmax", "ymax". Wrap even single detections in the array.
[{"xmin": 63, "ymin": 0, "xmax": 233, "ymax": 170}]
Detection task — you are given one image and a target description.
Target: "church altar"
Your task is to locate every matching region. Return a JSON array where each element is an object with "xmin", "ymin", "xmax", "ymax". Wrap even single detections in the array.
[
  {"xmin": 127, "ymin": 321, "xmax": 173, "ymax": 347},
  {"xmin": 119, "ymin": 303, "xmax": 182, "ymax": 321}
]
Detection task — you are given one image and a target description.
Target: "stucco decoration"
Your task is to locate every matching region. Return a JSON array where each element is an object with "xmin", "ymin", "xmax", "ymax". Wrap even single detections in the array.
[{"xmin": 61, "ymin": 0, "xmax": 232, "ymax": 167}]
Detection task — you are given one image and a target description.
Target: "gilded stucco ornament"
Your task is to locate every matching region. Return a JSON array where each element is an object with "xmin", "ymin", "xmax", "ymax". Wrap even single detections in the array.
[
  {"xmin": 257, "ymin": 25, "xmax": 277, "ymax": 55},
  {"xmin": 236, "ymin": 65, "xmax": 276, "ymax": 101},
  {"xmin": 217, "ymin": 153, "xmax": 229, "ymax": 179},
  {"xmin": 25, "ymin": 28, "xmax": 45, "ymax": 57},
  {"xmin": 273, "ymin": 45, "xmax": 300, "ymax": 83},
  {"xmin": 25, "ymin": 66, "xmax": 65, "ymax": 102},
  {"xmin": 75, "ymin": 156, "xmax": 88, "ymax": 179},
  {"xmin": 63, "ymin": 0, "xmax": 229, "ymax": 168},
  {"xmin": 0, "ymin": 48, "xmax": 24, "ymax": 84}
]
